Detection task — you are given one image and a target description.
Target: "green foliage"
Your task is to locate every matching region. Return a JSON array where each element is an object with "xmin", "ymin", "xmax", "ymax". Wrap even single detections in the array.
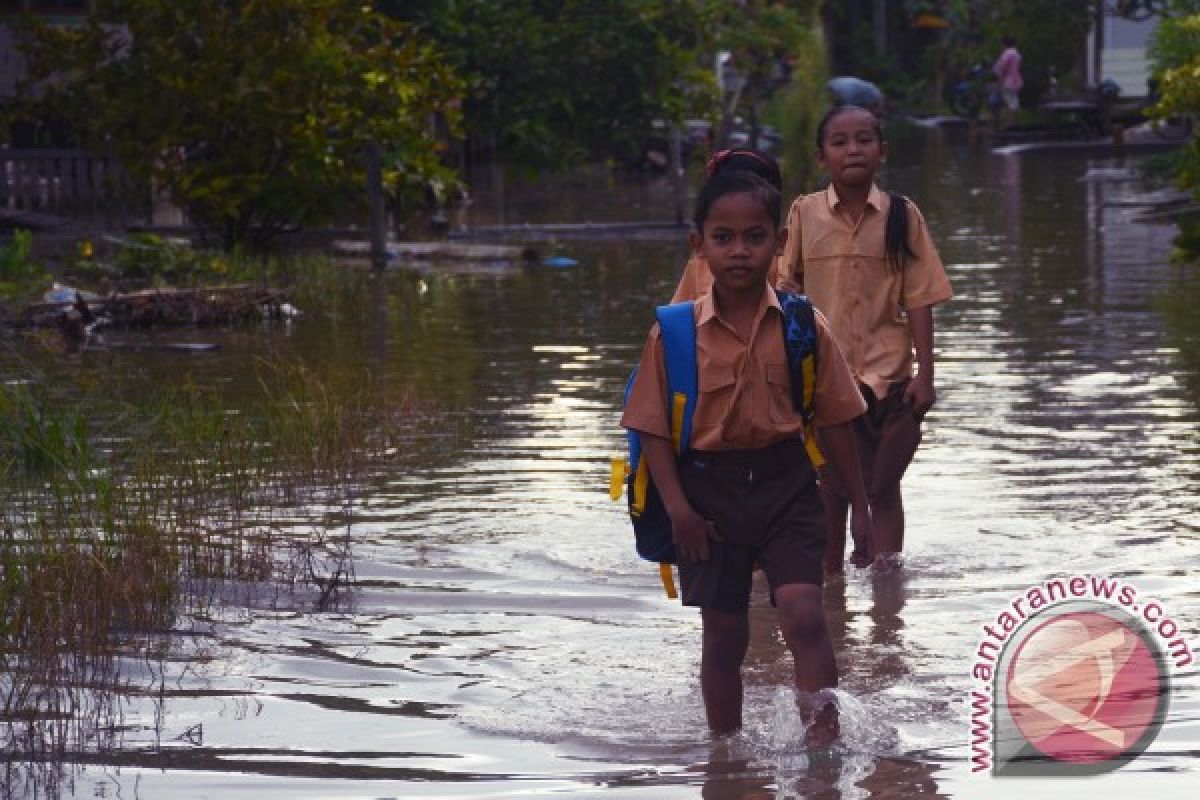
[
  {"xmin": 387, "ymin": 0, "xmax": 718, "ymax": 169},
  {"xmin": 13, "ymin": 1, "xmax": 462, "ymax": 248},
  {"xmin": 1, "ymin": 359, "xmax": 429, "ymax": 764},
  {"xmin": 109, "ymin": 234, "xmax": 221, "ymax": 286},
  {"xmin": 828, "ymin": 0, "xmax": 1090, "ymax": 112},
  {"xmin": 1150, "ymin": 7, "xmax": 1200, "ymax": 76},
  {"xmin": 713, "ymin": 0, "xmax": 817, "ymax": 140},
  {"xmin": 0, "ymin": 230, "xmax": 50, "ymax": 302},
  {"xmin": 0, "ymin": 384, "xmax": 91, "ymax": 476},
  {"xmin": 963, "ymin": 0, "xmax": 1092, "ymax": 105},
  {"xmin": 1148, "ymin": 13, "xmax": 1200, "ymax": 259},
  {"xmin": 760, "ymin": 9, "xmax": 828, "ymax": 191}
]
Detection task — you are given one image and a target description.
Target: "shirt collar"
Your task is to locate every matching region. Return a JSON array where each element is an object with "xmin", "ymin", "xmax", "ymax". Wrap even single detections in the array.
[
  {"xmin": 696, "ymin": 284, "xmax": 781, "ymax": 329},
  {"xmin": 823, "ymin": 182, "xmax": 885, "ymax": 213}
]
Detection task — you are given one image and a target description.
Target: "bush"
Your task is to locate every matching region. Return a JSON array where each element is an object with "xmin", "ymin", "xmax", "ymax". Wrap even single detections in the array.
[
  {"xmin": 761, "ymin": 25, "xmax": 828, "ymax": 193},
  {"xmin": 0, "ymin": 231, "xmax": 50, "ymax": 304}
]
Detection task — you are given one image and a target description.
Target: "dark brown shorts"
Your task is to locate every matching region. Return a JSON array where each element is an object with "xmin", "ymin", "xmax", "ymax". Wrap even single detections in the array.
[
  {"xmin": 853, "ymin": 380, "xmax": 922, "ymax": 494},
  {"xmin": 677, "ymin": 438, "xmax": 825, "ymax": 613}
]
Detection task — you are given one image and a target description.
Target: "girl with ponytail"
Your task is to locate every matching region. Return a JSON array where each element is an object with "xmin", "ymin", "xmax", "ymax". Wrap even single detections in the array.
[{"xmin": 779, "ymin": 105, "xmax": 953, "ymax": 573}]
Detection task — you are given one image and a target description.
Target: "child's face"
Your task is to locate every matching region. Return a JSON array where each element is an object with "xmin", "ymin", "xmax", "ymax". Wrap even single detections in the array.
[
  {"xmin": 818, "ymin": 109, "xmax": 886, "ymax": 189},
  {"xmin": 691, "ymin": 191, "xmax": 785, "ymax": 295}
]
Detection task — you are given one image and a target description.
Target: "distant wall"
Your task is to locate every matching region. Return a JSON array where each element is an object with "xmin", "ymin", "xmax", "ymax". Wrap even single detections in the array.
[{"xmin": 1088, "ymin": 12, "xmax": 1158, "ymax": 98}]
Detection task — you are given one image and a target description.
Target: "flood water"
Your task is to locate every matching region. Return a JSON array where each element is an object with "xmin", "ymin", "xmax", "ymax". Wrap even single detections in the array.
[{"xmin": 5, "ymin": 127, "xmax": 1200, "ymax": 799}]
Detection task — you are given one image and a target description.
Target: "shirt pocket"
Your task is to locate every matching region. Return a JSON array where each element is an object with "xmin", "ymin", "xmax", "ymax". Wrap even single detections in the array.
[
  {"xmin": 766, "ymin": 361, "xmax": 797, "ymax": 424},
  {"xmin": 697, "ymin": 365, "xmax": 737, "ymax": 429}
]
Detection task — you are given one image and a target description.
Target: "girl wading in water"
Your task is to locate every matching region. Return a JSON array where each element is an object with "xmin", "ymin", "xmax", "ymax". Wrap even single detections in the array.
[
  {"xmin": 623, "ymin": 170, "xmax": 874, "ymax": 739},
  {"xmin": 779, "ymin": 105, "xmax": 953, "ymax": 573}
]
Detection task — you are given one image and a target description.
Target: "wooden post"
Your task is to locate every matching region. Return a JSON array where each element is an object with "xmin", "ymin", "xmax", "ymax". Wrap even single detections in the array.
[
  {"xmin": 0, "ymin": 151, "xmax": 9, "ymax": 209},
  {"xmin": 873, "ymin": 0, "xmax": 887, "ymax": 57},
  {"xmin": 364, "ymin": 140, "xmax": 388, "ymax": 271},
  {"xmin": 669, "ymin": 124, "xmax": 685, "ymax": 227}
]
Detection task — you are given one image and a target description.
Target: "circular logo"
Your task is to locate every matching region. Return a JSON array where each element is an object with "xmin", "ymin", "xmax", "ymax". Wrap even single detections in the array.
[{"xmin": 1005, "ymin": 609, "xmax": 1167, "ymax": 764}]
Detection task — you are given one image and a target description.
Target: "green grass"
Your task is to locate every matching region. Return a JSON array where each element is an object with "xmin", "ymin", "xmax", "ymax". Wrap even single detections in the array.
[{"xmin": 0, "ymin": 358, "xmax": 429, "ymax": 785}]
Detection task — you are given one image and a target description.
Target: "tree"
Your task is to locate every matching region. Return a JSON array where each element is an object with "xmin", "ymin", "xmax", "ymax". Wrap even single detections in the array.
[
  {"xmin": 713, "ymin": 0, "xmax": 816, "ymax": 148},
  {"xmin": 1149, "ymin": 13, "xmax": 1200, "ymax": 221},
  {"xmin": 13, "ymin": 0, "xmax": 462, "ymax": 248},
  {"xmin": 384, "ymin": 0, "xmax": 716, "ymax": 170}
]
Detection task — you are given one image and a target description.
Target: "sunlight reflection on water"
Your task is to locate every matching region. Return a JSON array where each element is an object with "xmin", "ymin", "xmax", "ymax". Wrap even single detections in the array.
[{"xmin": 5, "ymin": 131, "xmax": 1199, "ymax": 799}]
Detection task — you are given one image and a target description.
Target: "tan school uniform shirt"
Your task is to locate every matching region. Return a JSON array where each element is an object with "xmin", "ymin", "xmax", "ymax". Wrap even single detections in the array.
[
  {"xmin": 622, "ymin": 285, "xmax": 866, "ymax": 452},
  {"xmin": 778, "ymin": 184, "xmax": 953, "ymax": 398}
]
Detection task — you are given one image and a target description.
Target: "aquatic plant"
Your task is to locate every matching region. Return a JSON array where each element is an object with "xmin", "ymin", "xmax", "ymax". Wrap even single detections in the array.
[
  {"xmin": 0, "ymin": 360, "xmax": 430, "ymax": 792},
  {"xmin": 0, "ymin": 230, "xmax": 51, "ymax": 305}
]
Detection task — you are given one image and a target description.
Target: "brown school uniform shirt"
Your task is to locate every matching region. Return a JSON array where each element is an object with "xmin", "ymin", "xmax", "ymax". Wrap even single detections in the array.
[
  {"xmin": 671, "ymin": 252, "xmax": 781, "ymax": 303},
  {"xmin": 621, "ymin": 285, "xmax": 866, "ymax": 452},
  {"xmin": 778, "ymin": 184, "xmax": 953, "ymax": 398}
]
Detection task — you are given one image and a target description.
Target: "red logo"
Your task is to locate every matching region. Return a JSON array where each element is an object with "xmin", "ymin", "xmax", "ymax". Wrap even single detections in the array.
[{"xmin": 1005, "ymin": 610, "xmax": 1166, "ymax": 764}]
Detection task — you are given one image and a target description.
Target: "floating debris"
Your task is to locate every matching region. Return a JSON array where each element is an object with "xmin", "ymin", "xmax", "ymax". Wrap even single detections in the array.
[
  {"xmin": 332, "ymin": 239, "xmax": 524, "ymax": 263},
  {"xmin": 16, "ymin": 285, "xmax": 293, "ymax": 338}
]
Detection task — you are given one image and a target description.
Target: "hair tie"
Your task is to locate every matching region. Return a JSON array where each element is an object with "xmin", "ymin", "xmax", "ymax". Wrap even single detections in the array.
[{"xmin": 706, "ymin": 148, "xmax": 773, "ymax": 177}]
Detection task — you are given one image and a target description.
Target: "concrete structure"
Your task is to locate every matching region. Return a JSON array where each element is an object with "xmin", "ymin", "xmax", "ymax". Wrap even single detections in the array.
[{"xmin": 1087, "ymin": 9, "xmax": 1159, "ymax": 99}]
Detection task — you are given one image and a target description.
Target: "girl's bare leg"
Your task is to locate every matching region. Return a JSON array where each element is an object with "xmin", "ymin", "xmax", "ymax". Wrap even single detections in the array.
[
  {"xmin": 700, "ymin": 609, "xmax": 750, "ymax": 733},
  {"xmin": 774, "ymin": 583, "xmax": 839, "ymax": 746}
]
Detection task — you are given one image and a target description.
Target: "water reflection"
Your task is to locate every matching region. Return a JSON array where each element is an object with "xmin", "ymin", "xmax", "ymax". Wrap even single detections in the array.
[{"xmin": 2, "ymin": 131, "xmax": 1199, "ymax": 798}]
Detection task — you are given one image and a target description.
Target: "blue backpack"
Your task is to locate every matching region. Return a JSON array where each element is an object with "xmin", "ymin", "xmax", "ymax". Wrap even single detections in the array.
[{"xmin": 610, "ymin": 290, "xmax": 823, "ymax": 598}]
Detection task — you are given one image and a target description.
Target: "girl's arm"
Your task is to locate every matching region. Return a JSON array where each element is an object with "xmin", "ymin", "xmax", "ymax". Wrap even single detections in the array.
[
  {"xmin": 815, "ymin": 423, "xmax": 874, "ymax": 568},
  {"xmin": 642, "ymin": 434, "xmax": 717, "ymax": 562},
  {"xmin": 905, "ymin": 304, "xmax": 936, "ymax": 418},
  {"xmin": 777, "ymin": 198, "xmax": 805, "ymax": 292},
  {"xmin": 671, "ymin": 253, "xmax": 711, "ymax": 303}
]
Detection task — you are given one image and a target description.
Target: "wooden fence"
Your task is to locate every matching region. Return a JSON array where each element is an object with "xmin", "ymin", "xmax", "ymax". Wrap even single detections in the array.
[{"xmin": 0, "ymin": 147, "xmax": 142, "ymax": 224}]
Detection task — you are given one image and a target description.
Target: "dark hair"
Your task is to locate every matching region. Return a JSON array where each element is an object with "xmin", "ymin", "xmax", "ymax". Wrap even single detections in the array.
[
  {"xmin": 885, "ymin": 193, "xmax": 916, "ymax": 273},
  {"xmin": 815, "ymin": 104, "xmax": 883, "ymax": 150},
  {"xmin": 693, "ymin": 171, "xmax": 781, "ymax": 232},
  {"xmin": 814, "ymin": 105, "xmax": 914, "ymax": 272},
  {"xmin": 1002, "ymin": 35, "xmax": 1016, "ymax": 47},
  {"xmin": 706, "ymin": 148, "xmax": 783, "ymax": 192}
]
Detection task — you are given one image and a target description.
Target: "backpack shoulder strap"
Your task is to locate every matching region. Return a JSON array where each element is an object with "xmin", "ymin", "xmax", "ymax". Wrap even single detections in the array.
[
  {"xmin": 774, "ymin": 290, "xmax": 824, "ymax": 467},
  {"xmin": 654, "ymin": 301, "xmax": 698, "ymax": 454}
]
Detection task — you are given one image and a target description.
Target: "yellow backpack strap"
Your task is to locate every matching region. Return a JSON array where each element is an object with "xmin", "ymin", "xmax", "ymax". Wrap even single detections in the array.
[
  {"xmin": 659, "ymin": 562, "xmax": 677, "ymax": 598},
  {"xmin": 801, "ymin": 352, "xmax": 825, "ymax": 467},
  {"xmin": 609, "ymin": 457, "xmax": 627, "ymax": 501},
  {"xmin": 777, "ymin": 290, "xmax": 824, "ymax": 467}
]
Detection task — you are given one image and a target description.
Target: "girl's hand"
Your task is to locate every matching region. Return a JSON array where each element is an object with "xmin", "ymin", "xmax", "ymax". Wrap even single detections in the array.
[
  {"xmin": 849, "ymin": 505, "xmax": 875, "ymax": 568},
  {"xmin": 777, "ymin": 276, "xmax": 802, "ymax": 294},
  {"xmin": 670, "ymin": 506, "xmax": 718, "ymax": 562},
  {"xmin": 904, "ymin": 374, "xmax": 937, "ymax": 420}
]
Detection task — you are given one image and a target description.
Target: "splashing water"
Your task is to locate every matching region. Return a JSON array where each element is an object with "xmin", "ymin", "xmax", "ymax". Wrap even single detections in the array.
[{"xmin": 769, "ymin": 687, "xmax": 900, "ymax": 799}]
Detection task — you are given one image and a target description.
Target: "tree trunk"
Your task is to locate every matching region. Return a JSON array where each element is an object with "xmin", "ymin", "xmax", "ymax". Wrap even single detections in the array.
[
  {"xmin": 364, "ymin": 140, "xmax": 388, "ymax": 271},
  {"xmin": 873, "ymin": 0, "xmax": 887, "ymax": 57}
]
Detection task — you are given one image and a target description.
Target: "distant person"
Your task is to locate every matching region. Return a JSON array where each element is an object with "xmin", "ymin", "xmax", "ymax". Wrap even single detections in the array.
[
  {"xmin": 827, "ymin": 76, "xmax": 884, "ymax": 115},
  {"xmin": 778, "ymin": 105, "xmax": 954, "ymax": 574},
  {"xmin": 622, "ymin": 169, "xmax": 874, "ymax": 738},
  {"xmin": 671, "ymin": 148, "xmax": 783, "ymax": 303},
  {"xmin": 992, "ymin": 35, "xmax": 1023, "ymax": 129},
  {"xmin": 985, "ymin": 73, "xmax": 1005, "ymax": 124}
]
